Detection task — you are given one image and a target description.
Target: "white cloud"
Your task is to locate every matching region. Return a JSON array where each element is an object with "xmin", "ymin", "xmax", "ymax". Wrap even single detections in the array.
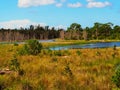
[
  {"xmin": 60, "ymin": 0, "xmax": 66, "ymax": 3},
  {"xmin": 68, "ymin": 2, "xmax": 82, "ymax": 8},
  {"xmin": 56, "ymin": 3, "xmax": 62, "ymax": 7},
  {"xmin": 56, "ymin": 25, "xmax": 67, "ymax": 29},
  {"xmin": 86, "ymin": 0, "xmax": 94, "ymax": 2},
  {"xmin": 0, "ymin": 19, "xmax": 46, "ymax": 29},
  {"xmin": 18, "ymin": 0, "xmax": 56, "ymax": 8},
  {"xmin": 87, "ymin": 0, "xmax": 111, "ymax": 8},
  {"xmin": 55, "ymin": 0, "xmax": 66, "ymax": 7},
  {"xmin": 17, "ymin": 0, "xmax": 112, "ymax": 8}
]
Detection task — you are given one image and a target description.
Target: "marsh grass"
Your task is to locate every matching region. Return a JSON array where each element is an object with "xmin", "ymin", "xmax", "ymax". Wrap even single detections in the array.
[{"xmin": 0, "ymin": 44, "xmax": 119, "ymax": 89}]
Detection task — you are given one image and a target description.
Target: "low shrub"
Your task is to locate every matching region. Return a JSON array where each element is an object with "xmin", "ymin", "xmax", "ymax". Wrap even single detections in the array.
[
  {"xmin": 9, "ymin": 56, "xmax": 20, "ymax": 71},
  {"xmin": 112, "ymin": 64, "xmax": 120, "ymax": 88},
  {"xmin": 18, "ymin": 44, "xmax": 29, "ymax": 55},
  {"xmin": 64, "ymin": 64, "xmax": 73, "ymax": 78},
  {"xmin": 76, "ymin": 50, "xmax": 82, "ymax": 55},
  {"xmin": 96, "ymin": 51, "xmax": 101, "ymax": 56},
  {"xmin": 14, "ymin": 42, "xmax": 18, "ymax": 46},
  {"xmin": 18, "ymin": 39, "xmax": 43, "ymax": 55},
  {"xmin": 41, "ymin": 49, "xmax": 53, "ymax": 56},
  {"xmin": 54, "ymin": 50, "xmax": 63, "ymax": 56}
]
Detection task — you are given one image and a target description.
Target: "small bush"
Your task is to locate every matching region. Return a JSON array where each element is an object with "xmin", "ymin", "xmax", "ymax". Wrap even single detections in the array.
[
  {"xmin": 18, "ymin": 39, "xmax": 43, "ymax": 55},
  {"xmin": 9, "ymin": 56, "xmax": 20, "ymax": 71},
  {"xmin": 112, "ymin": 65, "xmax": 120, "ymax": 88},
  {"xmin": 41, "ymin": 49, "xmax": 53, "ymax": 56},
  {"xmin": 18, "ymin": 44, "xmax": 29, "ymax": 55},
  {"xmin": 113, "ymin": 44, "xmax": 117, "ymax": 50},
  {"xmin": 76, "ymin": 50, "xmax": 81, "ymax": 55},
  {"xmin": 9, "ymin": 56, "xmax": 24, "ymax": 76},
  {"xmin": 14, "ymin": 42, "xmax": 18, "ymax": 46},
  {"xmin": 96, "ymin": 51, "xmax": 101, "ymax": 56},
  {"xmin": 64, "ymin": 64, "xmax": 73, "ymax": 78},
  {"xmin": 26, "ymin": 39, "xmax": 42, "ymax": 55},
  {"xmin": 112, "ymin": 53, "xmax": 116, "ymax": 58},
  {"xmin": 54, "ymin": 50, "xmax": 63, "ymax": 56}
]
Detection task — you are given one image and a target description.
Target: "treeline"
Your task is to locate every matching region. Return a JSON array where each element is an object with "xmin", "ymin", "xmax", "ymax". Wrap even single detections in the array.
[
  {"xmin": 0, "ymin": 25, "xmax": 60, "ymax": 42},
  {"xmin": 62, "ymin": 22, "xmax": 120, "ymax": 40},
  {"xmin": 0, "ymin": 22, "xmax": 120, "ymax": 42}
]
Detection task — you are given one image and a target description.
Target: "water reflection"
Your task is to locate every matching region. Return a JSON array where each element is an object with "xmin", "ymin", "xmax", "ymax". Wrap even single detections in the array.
[{"xmin": 50, "ymin": 42, "xmax": 120, "ymax": 50}]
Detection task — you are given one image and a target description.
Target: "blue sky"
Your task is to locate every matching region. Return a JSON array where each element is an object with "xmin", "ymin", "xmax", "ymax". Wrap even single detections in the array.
[{"xmin": 0, "ymin": 0, "xmax": 120, "ymax": 29}]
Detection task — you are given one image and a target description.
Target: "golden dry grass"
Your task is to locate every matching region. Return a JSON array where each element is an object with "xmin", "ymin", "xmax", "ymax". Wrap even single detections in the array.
[{"xmin": 0, "ymin": 43, "xmax": 119, "ymax": 90}]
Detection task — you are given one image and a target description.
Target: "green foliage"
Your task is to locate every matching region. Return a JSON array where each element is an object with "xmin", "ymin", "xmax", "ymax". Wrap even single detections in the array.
[
  {"xmin": 41, "ymin": 49, "xmax": 53, "ymax": 56},
  {"xmin": 112, "ymin": 65, "xmax": 120, "ymax": 88},
  {"xmin": 76, "ymin": 50, "xmax": 82, "ymax": 55},
  {"xmin": 64, "ymin": 64, "xmax": 73, "ymax": 78},
  {"xmin": 9, "ymin": 56, "xmax": 20, "ymax": 71},
  {"xmin": 54, "ymin": 50, "xmax": 70, "ymax": 56},
  {"xmin": 54, "ymin": 50, "xmax": 63, "ymax": 56},
  {"xmin": 26, "ymin": 39, "xmax": 43, "ymax": 55},
  {"xmin": 18, "ymin": 44, "xmax": 29, "ymax": 55},
  {"xmin": 112, "ymin": 53, "xmax": 116, "ymax": 58},
  {"xmin": 13, "ymin": 42, "xmax": 18, "ymax": 46},
  {"xmin": 67, "ymin": 23, "xmax": 82, "ymax": 31},
  {"xmin": 9, "ymin": 56, "xmax": 24, "ymax": 76},
  {"xmin": 18, "ymin": 39, "xmax": 43, "ymax": 55},
  {"xmin": 113, "ymin": 45, "xmax": 117, "ymax": 50},
  {"xmin": 96, "ymin": 51, "xmax": 101, "ymax": 56}
]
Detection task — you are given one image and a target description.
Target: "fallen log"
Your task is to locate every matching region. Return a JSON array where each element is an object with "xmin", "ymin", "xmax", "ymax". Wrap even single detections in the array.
[{"xmin": 0, "ymin": 69, "xmax": 12, "ymax": 75}]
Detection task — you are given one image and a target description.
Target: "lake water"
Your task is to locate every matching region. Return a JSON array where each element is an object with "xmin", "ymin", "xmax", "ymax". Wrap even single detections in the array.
[
  {"xmin": 1, "ymin": 40, "xmax": 120, "ymax": 50},
  {"xmin": 49, "ymin": 42, "xmax": 120, "ymax": 50}
]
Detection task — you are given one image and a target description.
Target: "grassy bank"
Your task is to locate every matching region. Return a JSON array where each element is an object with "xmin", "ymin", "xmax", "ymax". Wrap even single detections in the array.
[
  {"xmin": 42, "ymin": 39, "xmax": 120, "ymax": 48},
  {"xmin": 0, "ymin": 43, "xmax": 119, "ymax": 89}
]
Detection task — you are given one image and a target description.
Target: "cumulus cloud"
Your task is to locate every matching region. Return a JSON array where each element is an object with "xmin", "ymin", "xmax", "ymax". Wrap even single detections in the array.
[
  {"xmin": 68, "ymin": 2, "xmax": 82, "ymax": 8},
  {"xmin": 55, "ymin": 0, "xmax": 67, "ymax": 7},
  {"xmin": 18, "ymin": 0, "xmax": 56, "ymax": 8},
  {"xmin": 56, "ymin": 25, "xmax": 67, "ymax": 29},
  {"xmin": 56, "ymin": 3, "xmax": 63, "ymax": 7},
  {"xmin": 18, "ymin": 0, "xmax": 82, "ymax": 8},
  {"xmin": 0, "ymin": 19, "xmax": 46, "ymax": 29},
  {"xmin": 18, "ymin": 0, "xmax": 111, "ymax": 8},
  {"xmin": 86, "ymin": 0, "xmax": 111, "ymax": 8}
]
